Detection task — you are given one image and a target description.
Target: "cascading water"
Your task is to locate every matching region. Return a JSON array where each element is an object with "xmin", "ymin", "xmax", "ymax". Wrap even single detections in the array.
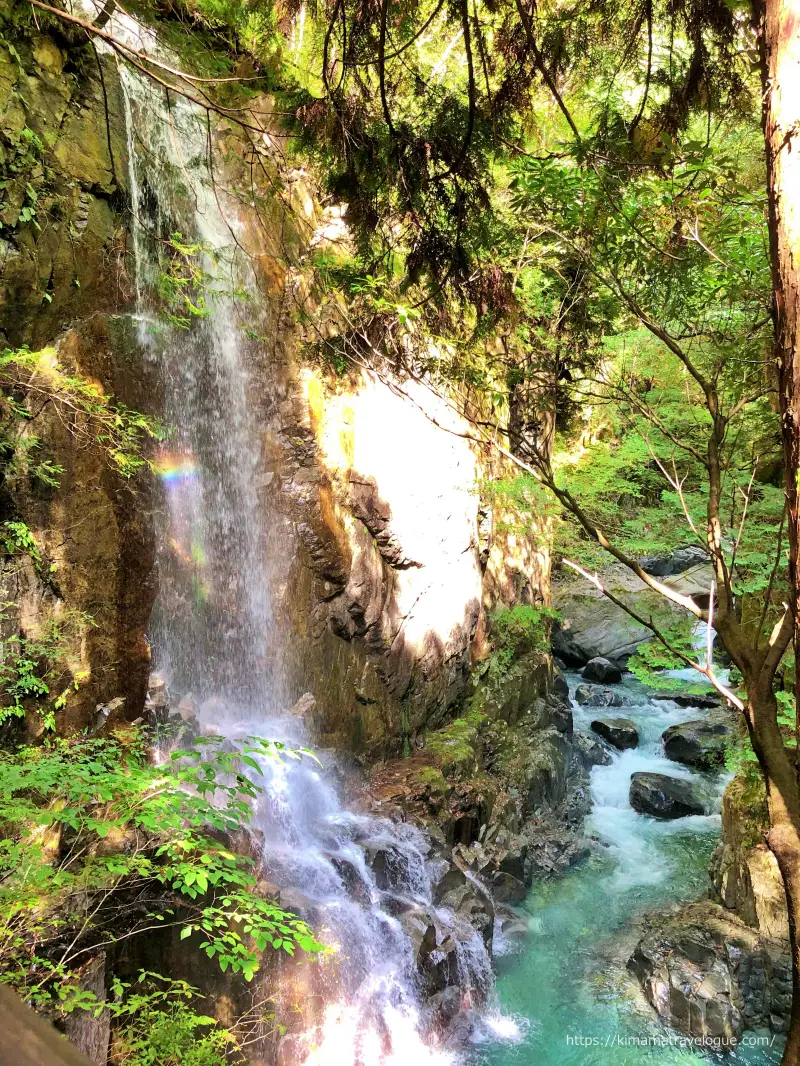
[
  {"xmin": 73, "ymin": 12, "xmax": 777, "ymax": 1066},
  {"xmin": 102, "ymin": 9, "xmax": 494, "ymax": 1064},
  {"xmin": 479, "ymin": 675, "xmax": 780, "ymax": 1066}
]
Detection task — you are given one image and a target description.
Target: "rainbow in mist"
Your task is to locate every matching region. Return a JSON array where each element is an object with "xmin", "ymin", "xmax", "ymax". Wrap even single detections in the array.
[{"xmin": 156, "ymin": 454, "xmax": 199, "ymax": 484}]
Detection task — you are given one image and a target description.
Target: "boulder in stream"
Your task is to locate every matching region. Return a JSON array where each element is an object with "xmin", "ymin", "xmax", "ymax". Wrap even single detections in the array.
[
  {"xmin": 432, "ymin": 864, "xmax": 495, "ymax": 949},
  {"xmin": 662, "ymin": 720, "xmax": 732, "ymax": 769},
  {"xmin": 574, "ymin": 683, "xmax": 624, "ymax": 708},
  {"xmin": 629, "ymin": 772, "xmax": 705, "ymax": 819},
  {"xmin": 581, "ymin": 656, "xmax": 622, "ymax": 684},
  {"xmin": 590, "ymin": 717, "xmax": 639, "ymax": 750},
  {"xmin": 652, "ymin": 691, "xmax": 721, "ymax": 709},
  {"xmin": 290, "ymin": 691, "xmax": 317, "ymax": 717},
  {"xmin": 147, "ymin": 673, "xmax": 168, "ymax": 710},
  {"xmin": 573, "ymin": 730, "xmax": 614, "ymax": 767},
  {"xmin": 639, "ymin": 544, "xmax": 708, "ymax": 577},
  {"xmin": 496, "ymin": 906, "xmax": 529, "ymax": 941},
  {"xmin": 490, "ymin": 871, "xmax": 527, "ymax": 905},
  {"xmin": 398, "ymin": 905, "xmax": 459, "ymax": 994},
  {"xmin": 551, "ymin": 668, "xmax": 570, "ymax": 700}
]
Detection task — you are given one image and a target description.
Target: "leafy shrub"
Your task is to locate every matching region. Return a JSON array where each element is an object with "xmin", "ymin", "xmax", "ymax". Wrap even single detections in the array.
[
  {"xmin": 108, "ymin": 974, "xmax": 234, "ymax": 1066},
  {"xmin": 0, "ymin": 346, "xmax": 163, "ymax": 481},
  {"xmin": 154, "ymin": 233, "xmax": 217, "ymax": 330},
  {"xmin": 627, "ymin": 618, "xmax": 715, "ymax": 693},
  {"xmin": 0, "ymin": 730, "xmax": 323, "ymax": 1014},
  {"xmin": 490, "ymin": 605, "xmax": 560, "ymax": 658},
  {"xmin": 0, "ymin": 612, "xmax": 92, "ymax": 730}
]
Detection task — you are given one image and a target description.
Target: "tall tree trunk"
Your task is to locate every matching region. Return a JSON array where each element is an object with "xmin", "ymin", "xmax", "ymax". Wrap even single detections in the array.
[
  {"xmin": 761, "ymin": 0, "xmax": 800, "ymax": 708},
  {"xmin": 757, "ymin": 3, "xmax": 800, "ymax": 1060},
  {"xmin": 766, "ymin": 805, "xmax": 800, "ymax": 1064}
]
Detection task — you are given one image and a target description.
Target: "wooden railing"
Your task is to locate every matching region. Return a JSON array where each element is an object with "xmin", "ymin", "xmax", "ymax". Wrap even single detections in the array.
[{"xmin": 0, "ymin": 985, "xmax": 92, "ymax": 1066}]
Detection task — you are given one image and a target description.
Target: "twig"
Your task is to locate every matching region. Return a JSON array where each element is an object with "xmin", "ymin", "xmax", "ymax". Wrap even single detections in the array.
[
  {"xmin": 730, "ymin": 464, "xmax": 758, "ymax": 579},
  {"xmin": 563, "ymin": 560, "xmax": 743, "ymax": 709}
]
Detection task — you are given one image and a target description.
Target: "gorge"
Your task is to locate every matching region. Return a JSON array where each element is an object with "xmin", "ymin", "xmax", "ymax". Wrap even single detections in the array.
[{"xmin": 0, "ymin": 2, "xmax": 798, "ymax": 1066}]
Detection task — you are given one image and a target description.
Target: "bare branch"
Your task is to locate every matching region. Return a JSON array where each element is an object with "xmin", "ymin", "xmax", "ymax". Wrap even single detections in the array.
[
  {"xmin": 642, "ymin": 435, "xmax": 705, "ymax": 543},
  {"xmin": 730, "ymin": 464, "xmax": 758, "ymax": 580},
  {"xmin": 564, "ymin": 560, "xmax": 743, "ymax": 709}
]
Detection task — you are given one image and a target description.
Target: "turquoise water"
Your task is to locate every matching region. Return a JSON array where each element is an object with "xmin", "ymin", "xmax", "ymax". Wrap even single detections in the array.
[{"xmin": 474, "ymin": 678, "xmax": 783, "ymax": 1066}]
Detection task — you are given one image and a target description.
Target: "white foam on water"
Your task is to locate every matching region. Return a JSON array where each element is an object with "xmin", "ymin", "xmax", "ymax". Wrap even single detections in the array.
[{"xmin": 572, "ymin": 679, "xmax": 728, "ymax": 890}]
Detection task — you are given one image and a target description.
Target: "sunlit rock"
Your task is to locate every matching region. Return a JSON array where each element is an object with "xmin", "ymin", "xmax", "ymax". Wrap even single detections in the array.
[
  {"xmin": 574, "ymin": 683, "xmax": 624, "ymax": 708},
  {"xmin": 581, "ymin": 656, "xmax": 622, "ymax": 683},
  {"xmin": 629, "ymin": 901, "xmax": 791, "ymax": 1043},
  {"xmin": 662, "ymin": 720, "xmax": 731, "ymax": 769},
  {"xmin": 490, "ymin": 871, "xmax": 526, "ymax": 905},
  {"xmin": 572, "ymin": 730, "xmax": 614, "ymax": 767}
]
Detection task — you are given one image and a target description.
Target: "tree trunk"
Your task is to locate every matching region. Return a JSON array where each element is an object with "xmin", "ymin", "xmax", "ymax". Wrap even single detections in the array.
[
  {"xmin": 761, "ymin": 0, "xmax": 800, "ymax": 713},
  {"xmin": 757, "ymin": 699, "xmax": 800, "ymax": 1063},
  {"xmin": 746, "ymin": 683, "xmax": 800, "ymax": 1063},
  {"xmin": 758, "ymin": 5, "xmax": 800, "ymax": 1056},
  {"xmin": 768, "ymin": 817, "xmax": 800, "ymax": 1063}
]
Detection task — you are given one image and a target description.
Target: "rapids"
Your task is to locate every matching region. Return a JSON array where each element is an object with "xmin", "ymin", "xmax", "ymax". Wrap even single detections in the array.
[{"xmin": 477, "ymin": 675, "xmax": 782, "ymax": 1066}]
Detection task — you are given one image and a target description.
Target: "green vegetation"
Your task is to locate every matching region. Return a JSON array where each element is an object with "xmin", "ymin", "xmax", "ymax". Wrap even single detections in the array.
[
  {"xmin": 0, "ymin": 122, "xmax": 46, "ymax": 237},
  {"xmin": 0, "ymin": 346, "xmax": 162, "ymax": 481},
  {"xmin": 6, "ymin": 0, "xmax": 800, "ymax": 1057},
  {"xmin": 424, "ymin": 709, "xmax": 484, "ymax": 777},
  {"xmin": 0, "ymin": 730, "xmax": 322, "ymax": 1018},
  {"xmin": 411, "ymin": 765, "xmax": 449, "ymax": 796},
  {"xmin": 0, "ymin": 613, "xmax": 91, "ymax": 731},
  {"xmin": 152, "ymin": 233, "xmax": 248, "ymax": 332},
  {"xmin": 490, "ymin": 605, "xmax": 560, "ymax": 660},
  {"xmin": 154, "ymin": 233, "xmax": 217, "ymax": 331},
  {"xmin": 1, "ymin": 519, "xmax": 41, "ymax": 562},
  {"xmin": 0, "ymin": 346, "xmax": 162, "ymax": 729},
  {"xmin": 107, "ymin": 976, "xmax": 234, "ymax": 1066}
]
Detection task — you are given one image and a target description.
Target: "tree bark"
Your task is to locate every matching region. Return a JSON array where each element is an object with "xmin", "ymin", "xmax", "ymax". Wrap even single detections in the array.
[
  {"xmin": 761, "ymin": 9, "xmax": 800, "ymax": 729},
  {"xmin": 743, "ymin": 683, "xmax": 800, "ymax": 1062},
  {"xmin": 761, "ymin": 0, "xmax": 800, "ymax": 715},
  {"xmin": 768, "ymin": 817, "xmax": 800, "ymax": 1064},
  {"xmin": 758, "ymin": 5, "xmax": 800, "ymax": 1057}
]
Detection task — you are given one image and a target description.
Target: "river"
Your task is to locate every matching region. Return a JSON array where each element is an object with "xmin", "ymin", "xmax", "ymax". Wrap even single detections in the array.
[{"xmin": 477, "ymin": 674, "xmax": 782, "ymax": 1066}]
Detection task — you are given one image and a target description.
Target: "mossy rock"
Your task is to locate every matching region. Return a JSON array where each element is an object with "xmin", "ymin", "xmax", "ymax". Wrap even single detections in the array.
[{"xmin": 425, "ymin": 714, "xmax": 482, "ymax": 776}]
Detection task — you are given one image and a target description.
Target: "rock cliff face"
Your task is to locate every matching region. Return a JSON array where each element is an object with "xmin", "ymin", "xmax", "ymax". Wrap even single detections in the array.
[
  {"xmin": 0, "ymin": 3, "xmax": 553, "ymax": 757},
  {"xmin": 629, "ymin": 900, "xmax": 791, "ymax": 1047},
  {"xmin": 630, "ymin": 773, "xmax": 792, "ymax": 1044},
  {"xmin": 0, "ymin": 1, "xmax": 130, "ymax": 347},
  {"xmin": 276, "ymin": 362, "xmax": 551, "ymax": 756},
  {"xmin": 710, "ymin": 776, "xmax": 788, "ymax": 942},
  {"xmin": 552, "ymin": 562, "xmax": 714, "ymax": 666},
  {"xmin": 0, "ymin": 318, "xmax": 158, "ymax": 735},
  {"xmin": 0, "ymin": 4, "xmax": 156, "ymax": 736}
]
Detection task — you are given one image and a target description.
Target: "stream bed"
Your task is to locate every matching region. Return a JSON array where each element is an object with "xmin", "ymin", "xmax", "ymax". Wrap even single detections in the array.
[{"xmin": 477, "ymin": 675, "xmax": 783, "ymax": 1066}]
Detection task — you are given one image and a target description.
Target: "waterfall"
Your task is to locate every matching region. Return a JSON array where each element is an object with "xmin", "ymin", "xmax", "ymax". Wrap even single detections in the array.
[{"xmin": 100, "ymin": 8, "xmax": 494, "ymax": 1063}]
